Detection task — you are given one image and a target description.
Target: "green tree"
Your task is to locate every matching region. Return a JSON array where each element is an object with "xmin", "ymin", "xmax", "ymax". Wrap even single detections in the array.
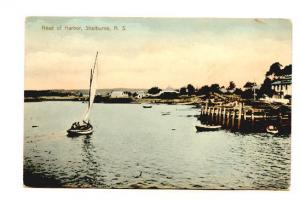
[
  {"xmin": 210, "ymin": 84, "xmax": 220, "ymax": 93},
  {"xmin": 227, "ymin": 81, "xmax": 236, "ymax": 91},
  {"xmin": 258, "ymin": 77, "xmax": 273, "ymax": 98},
  {"xmin": 179, "ymin": 87, "xmax": 187, "ymax": 95},
  {"xmin": 196, "ymin": 85, "xmax": 210, "ymax": 96},
  {"xmin": 283, "ymin": 64, "xmax": 292, "ymax": 75},
  {"xmin": 187, "ymin": 84, "xmax": 195, "ymax": 96},
  {"xmin": 266, "ymin": 62, "xmax": 282, "ymax": 76},
  {"xmin": 243, "ymin": 82, "xmax": 256, "ymax": 89},
  {"xmin": 148, "ymin": 87, "xmax": 162, "ymax": 95}
]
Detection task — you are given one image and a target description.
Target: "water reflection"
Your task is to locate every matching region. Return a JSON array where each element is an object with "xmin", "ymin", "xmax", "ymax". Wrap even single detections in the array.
[{"xmin": 24, "ymin": 102, "xmax": 291, "ymax": 189}]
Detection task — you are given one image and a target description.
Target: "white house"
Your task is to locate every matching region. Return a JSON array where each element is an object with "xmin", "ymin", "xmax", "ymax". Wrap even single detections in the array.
[
  {"xmin": 136, "ymin": 91, "xmax": 146, "ymax": 99},
  {"xmin": 219, "ymin": 87, "xmax": 227, "ymax": 93},
  {"xmin": 110, "ymin": 91, "xmax": 129, "ymax": 98},
  {"xmin": 271, "ymin": 74, "xmax": 292, "ymax": 99}
]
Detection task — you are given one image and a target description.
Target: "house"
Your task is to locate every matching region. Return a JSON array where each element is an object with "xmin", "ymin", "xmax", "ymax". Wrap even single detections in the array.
[
  {"xmin": 136, "ymin": 91, "xmax": 146, "ymax": 99},
  {"xmin": 219, "ymin": 87, "xmax": 227, "ymax": 93},
  {"xmin": 110, "ymin": 91, "xmax": 129, "ymax": 98},
  {"xmin": 271, "ymin": 74, "xmax": 291, "ymax": 99}
]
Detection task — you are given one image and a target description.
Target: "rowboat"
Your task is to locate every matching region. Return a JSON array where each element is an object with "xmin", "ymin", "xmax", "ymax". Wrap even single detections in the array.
[
  {"xmin": 195, "ymin": 124, "xmax": 221, "ymax": 132},
  {"xmin": 266, "ymin": 125, "xmax": 279, "ymax": 134}
]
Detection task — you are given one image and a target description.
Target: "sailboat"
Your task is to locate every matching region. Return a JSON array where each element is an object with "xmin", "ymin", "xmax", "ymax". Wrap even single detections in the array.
[{"xmin": 67, "ymin": 52, "xmax": 99, "ymax": 136}]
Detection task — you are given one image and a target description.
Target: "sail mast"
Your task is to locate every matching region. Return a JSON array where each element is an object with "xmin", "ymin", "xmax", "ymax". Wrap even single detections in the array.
[
  {"xmin": 88, "ymin": 68, "xmax": 93, "ymax": 108},
  {"xmin": 89, "ymin": 51, "xmax": 98, "ymax": 107},
  {"xmin": 83, "ymin": 51, "xmax": 99, "ymax": 122}
]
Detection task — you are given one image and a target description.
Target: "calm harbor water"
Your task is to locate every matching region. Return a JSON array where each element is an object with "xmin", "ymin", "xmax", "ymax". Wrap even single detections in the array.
[{"xmin": 24, "ymin": 102, "xmax": 290, "ymax": 189}]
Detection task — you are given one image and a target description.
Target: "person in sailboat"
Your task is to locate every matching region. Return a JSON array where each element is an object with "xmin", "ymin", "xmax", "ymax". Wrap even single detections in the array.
[
  {"xmin": 71, "ymin": 120, "xmax": 91, "ymax": 129},
  {"xmin": 82, "ymin": 120, "xmax": 92, "ymax": 128}
]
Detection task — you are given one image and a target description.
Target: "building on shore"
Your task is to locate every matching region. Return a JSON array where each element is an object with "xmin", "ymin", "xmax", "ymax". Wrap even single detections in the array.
[
  {"xmin": 110, "ymin": 91, "xmax": 129, "ymax": 98},
  {"xmin": 271, "ymin": 74, "xmax": 292, "ymax": 99},
  {"xmin": 136, "ymin": 91, "xmax": 146, "ymax": 99},
  {"xmin": 261, "ymin": 74, "xmax": 292, "ymax": 105}
]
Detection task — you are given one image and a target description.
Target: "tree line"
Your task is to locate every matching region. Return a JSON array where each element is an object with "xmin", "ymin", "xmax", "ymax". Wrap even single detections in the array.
[{"xmin": 147, "ymin": 62, "xmax": 292, "ymax": 100}]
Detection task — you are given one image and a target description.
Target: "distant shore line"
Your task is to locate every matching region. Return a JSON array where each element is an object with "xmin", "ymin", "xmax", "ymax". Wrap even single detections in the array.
[{"xmin": 24, "ymin": 95, "xmax": 200, "ymax": 105}]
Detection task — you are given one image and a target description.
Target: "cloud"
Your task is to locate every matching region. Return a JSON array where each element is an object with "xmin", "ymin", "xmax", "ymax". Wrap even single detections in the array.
[{"xmin": 25, "ymin": 18, "xmax": 292, "ymax": 89}]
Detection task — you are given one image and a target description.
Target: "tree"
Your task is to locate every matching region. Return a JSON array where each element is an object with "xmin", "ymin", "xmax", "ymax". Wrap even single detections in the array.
[
  {"xmin": 179, "ymin": 87, "xmax": 187, "ymax": 95},
  {"xmin": 227, "ymin": 81, "xmax": 236, "ymax": 91},
  {"xmin": 243, "ymin": 82, "xmax": 255, "ymax": 89},
  {"xmin": 132, "ymin": 92, "xmax": 138, "ymax": 97},
  {"xmin": 187, "ymin": 84, "xmax": 195, "ymax": 96},
  {"xmin": 210, "ymin": 84, "xmax": 220, "ymax": 93},
  {"xmin": 241, "ymin": 89, "xmax": 254, "ymax": 99},
  {"xmin": 124, "ymin": 91, "xmax": 132, "ymax": 96},
  {"xmin": 266, "ymin": 62, "xmax": 282, "ymax": 76},
  {"xmin": 148, "ymin": 87, "xmax": 162, "ymax": 95},
  {"xmin": 283, "ymin": 64, "xmax": 292, "ymax": 75},
  {"xmin": 258, "ymin": 77, "xmax": 273, "ymax": 98},
  {"xmin": 196, "ymin": 85, "xmax": 210, "ymax": 96},
  {"xmin": 234, "ymin": 88, "xmax": 243, "ymax": 96}
]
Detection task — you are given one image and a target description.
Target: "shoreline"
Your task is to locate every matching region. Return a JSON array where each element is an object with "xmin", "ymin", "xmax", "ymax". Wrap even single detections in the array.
[{"xmin": 24, "ymin": 94, "xmax": 291, "ymax": 135}]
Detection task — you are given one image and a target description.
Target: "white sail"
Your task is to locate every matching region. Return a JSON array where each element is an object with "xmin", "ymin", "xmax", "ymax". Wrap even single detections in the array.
[{"xmin": 83, "ymin": 52, "xmax": 98, "ymax": 122}]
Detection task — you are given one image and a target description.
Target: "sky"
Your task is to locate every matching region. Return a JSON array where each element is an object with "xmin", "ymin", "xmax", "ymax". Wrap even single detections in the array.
[{"xmin": 25, "ymin": 17, "xmax": 292, "ymax": 90}]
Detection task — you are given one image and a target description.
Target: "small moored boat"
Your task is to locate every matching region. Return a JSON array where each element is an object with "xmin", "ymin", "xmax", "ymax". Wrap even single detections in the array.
[
  {"xmin": 195, "ymin": 124, "xmax": 221, "ymax": 132},
  {"xmin": 266, "ymin": 125, "xmax": 279, "ymax": 135},
  {"xmin": 143, "ymin": 105, "xmax": 152, "ymax": 108}
]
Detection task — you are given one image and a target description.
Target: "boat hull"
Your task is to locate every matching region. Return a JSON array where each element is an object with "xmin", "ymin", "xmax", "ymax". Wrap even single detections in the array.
[
  {"xmin": 266, "ymin": 125, "xmax": 279, "ymax": 135},
  {"xmin": 67, "ymin": 127, "xmax": 93, "ymax": 136},
  {"xmin": 266, "ymin": 129, "xmax": 279, "ymax": 135},
  {"xmin": 195, "ymin": 125, "xmax": 221, "ymax": 132},
  {"xmin": 143, "ymin": 106, "xmax": 152, "ymax": 108}
]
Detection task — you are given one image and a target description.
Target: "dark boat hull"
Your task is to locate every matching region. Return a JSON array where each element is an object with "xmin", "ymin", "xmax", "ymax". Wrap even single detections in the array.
[
  {"xmin": 266, "ymin": 128, "xmax": 279, "ymax": 135},
  {"xmin": 195, "ymin": 125, "xmax": 221, "ymax": 132},
  {"xmin": 143, "ymin": 106, "xmax": 152, "ymax": 108},
  {"xmin": 67, "ymin": 125, "xmax": 93, "ymax": 136}
]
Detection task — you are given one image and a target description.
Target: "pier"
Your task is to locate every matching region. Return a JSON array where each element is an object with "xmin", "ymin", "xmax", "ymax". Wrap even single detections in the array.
[{"xmin": 198, "ymin": 101, "xmax": 291, "ymax": 134}]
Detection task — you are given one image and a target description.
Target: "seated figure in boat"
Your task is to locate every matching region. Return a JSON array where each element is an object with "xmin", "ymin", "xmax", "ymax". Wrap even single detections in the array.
[
  {"xmin": 82, "ymin": 120, "xmax": 90, "ymax": 127},
  {"xmin": 71, "ymin": 121, "xmax": 91, "ymax": 129},
  {"xmin": 71, "ymin": 122, "xmax": 79, "ymax": 129}
]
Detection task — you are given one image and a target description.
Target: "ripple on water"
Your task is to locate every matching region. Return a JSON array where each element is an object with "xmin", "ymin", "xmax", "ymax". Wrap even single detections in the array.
[{"xmin": 24, "ymin": 103, "xmax": 290, "ymax": 189}]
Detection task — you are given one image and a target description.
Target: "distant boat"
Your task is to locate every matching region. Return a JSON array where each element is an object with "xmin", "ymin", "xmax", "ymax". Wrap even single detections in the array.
[
  {"xmin": 67, "ymin": 52, "xmax": 99, "ymax": 136},
  {"xmin": 195, "ymin": 124, "xmax": 221, "ymax": 132},
  {"xmin": 266, "ymin": 125, "xmax": 279, "ymax": 135},
  {"xmin": 143, "ymin": 105, "xmax": 152, "ymax": 108}
]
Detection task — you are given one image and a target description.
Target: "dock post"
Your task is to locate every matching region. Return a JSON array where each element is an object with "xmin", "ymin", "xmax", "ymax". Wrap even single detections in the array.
[
  {"xmin": 238, "ymin": 102, "xmax": 242, "ymax": 129},
  {"xmin": 226, "ymin": 110, "xmax": 230, "ymax": 128},
  {"xmin": 223, "ymin": 108, "xmax": 226, "ymax": 125},
  {"xmin": 208, "ymin": 107, "xmax": 211, "ymax": 122},
  {"xmin": 232, "ymin": 109, "xmax": 236, "ymax": 128},
  {"xmin": 211, "ymin": 107, "xmax": 215, "ymax": 123},
  {"xmin": 251, "ymin": 110, "xmax": 255, "ymax": 128},
  {"xmin": 218, "ymin": 108, "xmax": 221, "ymax": 124},
  {"xmin": 216, "ymin": 108, "xmax": 218, "ymax": 124}
]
